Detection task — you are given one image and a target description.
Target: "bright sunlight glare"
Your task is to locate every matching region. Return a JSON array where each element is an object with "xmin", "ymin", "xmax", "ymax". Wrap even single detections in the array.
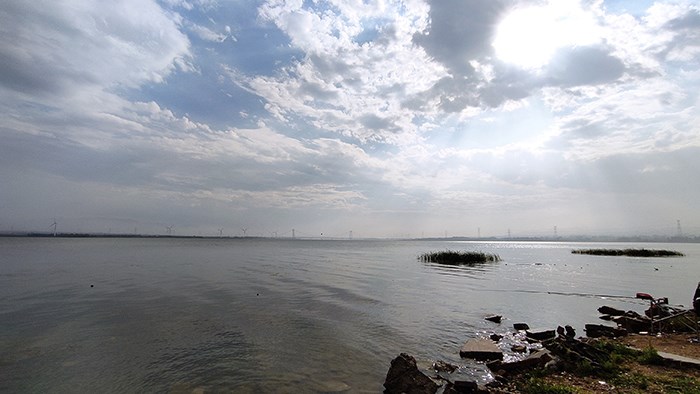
[{"xmin": 493, "ymin": 2, "xmax": 601, "ymax": 70}]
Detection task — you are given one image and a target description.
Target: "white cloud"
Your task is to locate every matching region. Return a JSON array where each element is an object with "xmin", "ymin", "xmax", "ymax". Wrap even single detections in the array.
[
  {"xmin": 2, "ymin": 0, "xmax": 700, "ymax": 236},
  {"xmin": 0, "ymin": 0, "xmax": 192, "ymax": 100}
]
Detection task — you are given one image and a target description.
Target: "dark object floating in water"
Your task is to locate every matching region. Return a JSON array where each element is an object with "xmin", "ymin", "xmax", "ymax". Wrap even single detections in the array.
[
  {"xmin": 571, "ymin": 248, "xmax": 684, "ymax": 257},
  {"xmin": 485, "ymin": 315, "xmax": 502, "ymax": 323},
  {"xmin": 419, "ymin": 250, "xmax": 501, "ymax": 265}
]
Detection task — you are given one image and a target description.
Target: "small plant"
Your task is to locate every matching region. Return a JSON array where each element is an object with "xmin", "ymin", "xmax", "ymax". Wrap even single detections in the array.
[
  {"xmin": 419, "ymin": 250, "xmax": 501, "ymax": 265},
  {"xmin": 592, "ymin": 340, "xmax": 640, "ymax": 359},
  {"xmin": 637, "ymin": 347, "xmax": 665, "ymax": 366},
  {"xmin": 571, "ymin": 248, "xmax": 684, "ymax": 257},
  {"xmin": 519, "ymin": 377, "xmax": 578, "ymax": 394}
]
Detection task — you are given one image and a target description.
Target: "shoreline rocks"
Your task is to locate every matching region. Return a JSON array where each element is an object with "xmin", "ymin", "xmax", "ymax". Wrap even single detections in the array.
[
  {"xmin": 459, "ymin": 338, "xmax": 503, "ymax": 361},
  {"xmin": 384, "ymin": 295, "xmax": 698, "ymax": 392},
  {"xmin": 383, "ymin": 353, "xmax": 438, "ymax": 394}
]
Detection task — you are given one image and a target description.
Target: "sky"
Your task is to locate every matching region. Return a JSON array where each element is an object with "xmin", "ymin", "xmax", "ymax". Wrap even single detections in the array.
[{"xmin": 1, "ymin": 0, "xmax": 699, "ymax": 238}]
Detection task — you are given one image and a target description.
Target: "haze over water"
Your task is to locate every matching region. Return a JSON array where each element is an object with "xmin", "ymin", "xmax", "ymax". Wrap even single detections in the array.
[{"xmin": 1, "ymin": 238, "xmax": 698, "ymax": 392}]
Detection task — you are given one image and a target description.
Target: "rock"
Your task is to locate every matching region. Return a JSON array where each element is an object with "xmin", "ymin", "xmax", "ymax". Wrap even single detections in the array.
[
  {"xmin": 485, "ymin": 315, "xmax": 502, "ymax": 323},
  {"xmin": 513, "ymin": 323, "xmax": 530, "ymax": 330},
  {"xmin": 487, "ymin": 349, "xmax": 553, "ymax": 376},
  {"xmin": 384, "ymin": 353, "xmax": 439, "ymax": 394},
  {"xmin": 489, "ymin": 333, "xmax": 503, "ymax": 342},
  {"xmin": 526, "ymin": 328, "xmax": 555, "ymax": 341},
  {"xmin": 443, "ymin": 380, "xmax": 489, "ymax": 393},
  {"xmin": 584, "ymin": 324, "xmax": 627, "ymax": 338},
  {"xmin": 459, "ymin": 338, "xmax": 504, "ymax": 361},
  {"xmin": 598, "ymin": 306, "xmax": 626, "ymax": 316},
  {"xmin": 511, "ymin": 344, "xmax": 527, "ymax": 353},
  {"xmin": 432, "ymin": 360, "xmax": 457, "ymax": 373},
  {"xmin": 543, "ymin": 336, "xmax": 610, "ymax": 371},
  {"xmin": 613, "ymin": 315, "xmax": 650, "ymax": 333},
  {"xmin": 565, "ymin": 325, "xmax": 576, "ymax": 339}
]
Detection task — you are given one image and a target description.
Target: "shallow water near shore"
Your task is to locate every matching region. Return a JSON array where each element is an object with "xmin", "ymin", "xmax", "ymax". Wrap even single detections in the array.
[{"xmin": 1, "ymin": 238, "xmax": 698, "ymax": 392}]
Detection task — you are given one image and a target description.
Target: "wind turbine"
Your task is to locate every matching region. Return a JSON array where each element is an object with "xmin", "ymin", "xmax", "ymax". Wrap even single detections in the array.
[
  {"xmin": 49, "ymin": 218, "xmax": 57, "ymax": 237},
  {"xmin": 241, "ymin": 227, "xmax": 248, "ymax": 237},
  {"xmin": 218, "ymin": 228, "xmax": 223, "ymax": 237},
  {"xmin": 166, "ymin": 225, "xmax": 174, "ymax": 236}
]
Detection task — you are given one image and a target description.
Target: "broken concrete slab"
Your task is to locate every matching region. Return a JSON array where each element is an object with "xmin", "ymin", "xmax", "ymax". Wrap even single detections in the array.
[
  {"xmin": 585, "ymin": 324, "xmax": 627, "ymax": 338},
  {"xmin": 459, "ymin": 338, "xmax": 503, "ymax": 361},
  {"xmin": 598, "ymin": 305, "xmax": 626, "ymax": 316},
  {"xmin": 513, "ymin": 323, "xmax": 530, "ymax": 330},
  {"xmin": 526, "ymin": 328, "xmax": 555, "ymax": 341},
  {"xmin": 487, "ymin": 349, "xmax": 553, "ymax": 376}
]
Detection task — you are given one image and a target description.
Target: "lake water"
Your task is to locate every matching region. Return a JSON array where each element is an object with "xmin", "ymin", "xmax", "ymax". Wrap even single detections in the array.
[{"xmin": 1, "ymin": 238, "xmax": 699, "ymax": 392}]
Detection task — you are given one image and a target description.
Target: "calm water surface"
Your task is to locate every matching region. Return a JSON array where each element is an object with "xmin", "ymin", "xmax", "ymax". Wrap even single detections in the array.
[{"xmin": 1, "ymin": 238, "xmax": 699, "ymax": 392}]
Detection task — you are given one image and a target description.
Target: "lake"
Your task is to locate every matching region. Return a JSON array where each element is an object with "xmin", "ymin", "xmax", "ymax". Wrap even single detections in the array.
[{"xmin": 1, "ymin": 238, "xmax": 698, "ymax": 392}]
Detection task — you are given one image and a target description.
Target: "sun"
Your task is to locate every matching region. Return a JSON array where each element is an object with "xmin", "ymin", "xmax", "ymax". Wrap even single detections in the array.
[{"xmin": 493, "ymin": 2, "xmax": 600, "ymax": 70}]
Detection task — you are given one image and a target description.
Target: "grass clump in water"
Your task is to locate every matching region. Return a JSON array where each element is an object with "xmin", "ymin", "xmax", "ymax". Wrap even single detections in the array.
[
  {"xmin": 571, "ymin": 248, "xmax": 684, "ymax": 257},
  {"xmin": 419, "ymin": 250, "xmax": 501, "ymax": 266}
]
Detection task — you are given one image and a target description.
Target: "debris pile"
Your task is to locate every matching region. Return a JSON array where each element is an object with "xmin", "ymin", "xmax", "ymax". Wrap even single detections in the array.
[{"xmin": 384, "ymin": 290, "xmax": 700, "ymax": 393}]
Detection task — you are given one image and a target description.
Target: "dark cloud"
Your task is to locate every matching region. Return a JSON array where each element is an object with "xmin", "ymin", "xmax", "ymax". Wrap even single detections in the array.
[
  {"xmin": 546, "ymin": 46, "xmax": 626, "ymax": 87},
  {"xmin": 665, "ymin": 8, "xmax": 700, "ymax": 30},
  {"xmin": 413, "ymin": 0, "xmax": 511, "ymax": 75},
  {"xmin": 659, "ymin": 8, "xmax": 700, "ymax": 62}
]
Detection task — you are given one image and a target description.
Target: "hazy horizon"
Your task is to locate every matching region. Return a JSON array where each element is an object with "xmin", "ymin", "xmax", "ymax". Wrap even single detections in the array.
[{"xmin": 1, "ymin": 1, "xmax": 699, "ymax": 238}]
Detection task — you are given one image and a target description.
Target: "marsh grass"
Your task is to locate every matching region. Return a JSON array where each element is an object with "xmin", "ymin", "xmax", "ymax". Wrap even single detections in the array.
[
  {"xmin": 419, "ymin": 250, "xmax": 501, "ymax": 265},
  {"xmin": 519, "ymin": 377, "xmax": 579, "ymax": 394},
  {"xmin": 571, "ymin": 248, "xmax": 684, "ymax": 257}
]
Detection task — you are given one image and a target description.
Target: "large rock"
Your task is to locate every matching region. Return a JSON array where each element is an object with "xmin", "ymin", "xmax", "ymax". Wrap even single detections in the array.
[
  {"xmin": 598, "ymin": 305, "xmax": 626, "ymax": 316},
  {"xmin": 487, "ymin": 349, "xmax": 553, "ymax": 376},
  {"xmin": 526, "ymin": 328, "xmax": 556, "ymax": 341},
  {"xmin": 459, "ymin": 338, "xmax": 503, "ymax": 361},
  {"xmin": 384, "ymin": 353, "xmax": 438, "ymax": 394},
  {"xmin": 613, "ymin": 315, "xmax": 650, "ymax": 333},
  {"xmin": 585, "ymin": 324, "xmax": 627, "ymax": 338}
]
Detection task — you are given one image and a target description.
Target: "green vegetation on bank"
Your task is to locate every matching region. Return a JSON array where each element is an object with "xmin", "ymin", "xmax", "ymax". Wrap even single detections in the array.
[
  {"xmin": 517, "ymin": 340, "xmax": 700, "ymax": 393},
  {"xmin": 419, "ymin": 250, "xmax": 501, "ymax": 265},
  {"xmin": 571, "ymin": 248, "xmax": 684, "ymax": 257}
]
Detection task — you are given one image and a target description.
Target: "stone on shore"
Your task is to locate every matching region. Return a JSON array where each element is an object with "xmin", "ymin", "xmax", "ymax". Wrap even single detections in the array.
[
  {"xmin": 459, "ymin": 338, "xmax": 503, "ymax": 361},
  {"xmin": 384, "ymin": 353, "xmax": 439, "ymax": 394},
  {"xmin": 565, "ymin": 325, "xmax": 576, "ymax": 339},
  {"xmin": 432, "ymin": 360, "xmax": 457, "ymax": 373},
  {"xmin": 526, "ymin": 328, "xmax": 556, "ymax": 341},
  {"xmin": 513, "ymin": 323, "xmax": 530, "ymax": 330},
  {"xmin": 598, "ymin": 306, "xmax": 626, "ymax": 316},
  {"xmin": 442, "ymin": 380, "xmax": 489, "ymax": 393},
  {"xmin": 612, "ymin": 315, "xmax": 650, "ymax": 333},
  {"xmin": 487, "ymin": 349, "xmax": 554, "ymax": 377},
  {"xmin": 585, "ymin": 324, "xmax": 627, "ymax": 338}
]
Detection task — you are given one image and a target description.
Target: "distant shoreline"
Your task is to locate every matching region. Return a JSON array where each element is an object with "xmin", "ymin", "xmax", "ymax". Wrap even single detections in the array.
[{"xmin": 1, "ymin": 232, "xmax": 698, "ymax": 243}]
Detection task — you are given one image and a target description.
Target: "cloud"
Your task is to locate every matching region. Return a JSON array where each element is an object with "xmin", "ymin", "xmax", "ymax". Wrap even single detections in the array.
[
  {"xmin": 1, "ymin": 0, "xmax": 700, "ymax": 236},
  {"xmin": 0, "ymin": 0, "xmax": 192, "ymax": 99},
  {"xmin": 413, "ymin": 0, "xmax": 511, "ymax": 74}
]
